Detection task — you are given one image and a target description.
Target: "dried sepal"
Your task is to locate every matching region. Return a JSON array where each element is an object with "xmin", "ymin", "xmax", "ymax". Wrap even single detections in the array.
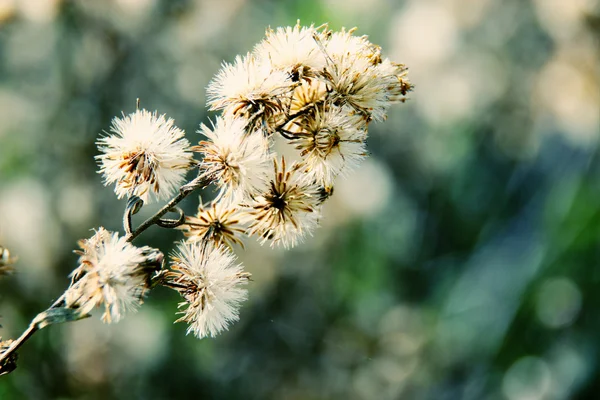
[{"xmin": 316, "ymin": 185, "xmax": 334, "ymax": 205}]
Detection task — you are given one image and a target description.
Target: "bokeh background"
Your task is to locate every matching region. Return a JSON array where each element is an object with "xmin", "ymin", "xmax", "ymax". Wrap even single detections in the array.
[{"xmin": 0, "ymin": 0, "xmax": 599, "ymax": 399}]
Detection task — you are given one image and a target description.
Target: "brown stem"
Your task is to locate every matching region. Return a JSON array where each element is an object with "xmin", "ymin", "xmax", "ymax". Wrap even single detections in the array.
[
  {"xmin": 0, "ymin": 324, "xmax": 36, "ymax": 372},
  {"xmin": 126, "ymin": 176, "xmax": 209, "ymax": 242}
]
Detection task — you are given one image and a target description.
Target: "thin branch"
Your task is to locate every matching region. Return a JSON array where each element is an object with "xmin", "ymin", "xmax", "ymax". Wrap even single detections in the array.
[
  {"xmin": 125, "ymin": 177, "xmax": 210, "ymax": 242},
  {"xmin": 126, "ymin": 182, "xmax": 199, "ymax": 242},
  {"xmin": 0, "ymin": 324, "xmax": 36, "ymax": 372}
]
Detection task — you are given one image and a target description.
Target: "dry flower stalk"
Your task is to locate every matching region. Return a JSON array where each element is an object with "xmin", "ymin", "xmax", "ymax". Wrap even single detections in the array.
[{"xmin": 0, "ymin": 21, "xmax": 411, "ymax": 376}]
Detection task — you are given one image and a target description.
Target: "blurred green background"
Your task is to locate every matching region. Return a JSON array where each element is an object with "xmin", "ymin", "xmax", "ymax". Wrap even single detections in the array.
[{"xmin": 0, "ymin": 0, "xmax": 599, "ymax": 399}]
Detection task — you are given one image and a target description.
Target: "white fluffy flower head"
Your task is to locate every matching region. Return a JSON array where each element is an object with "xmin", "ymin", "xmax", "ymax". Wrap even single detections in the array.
[
  {"xmin": 312, "ymin": 27, "xmax": 412, "ymax": 122},
  {"xmin": 321, "ymin": 55, "xmax": 392, "ymax": 122},
  {"xmin": 254, "ymin": 22, "xmax": 328, "ymax": 79},
  {"xmin": 66, "ymin": 227, "xmax": 161, "ymax": 323},
  {"xmin": 207, "ymin": 53, "xmax": 294, "ymax": 131},
  {"xmin": 194, "ymin": 115, "xmax": 271, "ymax": 202},
  {"xmin": 246, "ymin": 157, "xmax": 321, "ymax": 248},
  {"xmin": 292, "ymin": 106, "xmax": 367, "ymax": 186},
  {"xmin": 325, "ymin": 28, "xmax": 381, "ymax": 65},
  {"xmin": 179, "ymin": 200, "xmax": 246, "ymax": 249},
  {"xmin": 166, "ymin": 241, "xmax": 250, "ymax": 339},
  {"xmin": 97, "ymin": 109, "xmax": 193, "ymax": 203}
]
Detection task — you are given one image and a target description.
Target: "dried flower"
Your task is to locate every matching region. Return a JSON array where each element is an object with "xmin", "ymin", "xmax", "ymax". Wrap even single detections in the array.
[
  {"xmin": 66, "ymin": 228, "xmax": 163, "ymax": 323},
  {"xmin": 378, "ymin": 58, "xmax": 413, "ymax": 103},
  {"xmin": 207, "ymin": 53, "xmax": 294, "ymax": 132},
  {"xmin": 289, "ymin": 106, "xmax": 367, "ymax": 186},
  {"xmin": 286, "ymin": 79, "xmax": 328, "ymax": 120},
  {"xmin": 325, "ymin": 28, "xmax": 382, "ymax": 65},
  {"xmin": 97, "ymin": 109, "xmax": 193, "ymax": 203},
  {"xmin": 315, "ymin": 28, "xmax": 412, "ymax": 122},
  {"xmin": 253, "ymin": 22, "xmax": 328, "ymax": 80},
  {"xmin": 194, "ymin": 115, "xmax": 271, "ymax": 202},
  {"xmin": 165, "ymin": 241, "xmax": 251, "ymax": 339},
  {"xmin": 179, "ymin": 200, "xmax": 246, "ymax": 249},
  {"xmin": 320, "ymin": 56, "xmax": 386, "ymax": 122},
  {"xmin": 246, "ymin": 157, "xmax": 321, "ymax": 248},
  {"xmin": 0, "ymin": 22, "xmax": 414, "ymax": 379}
]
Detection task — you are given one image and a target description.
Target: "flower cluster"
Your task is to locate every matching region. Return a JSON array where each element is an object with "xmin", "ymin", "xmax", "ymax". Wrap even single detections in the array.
[
  {"xmin": 85, "ymin": 22, "xmax": 411, "ymax": 338},
  {"xmin": 26, "ymin": 22, "xmax": 411, "ymax": 343},
  {"xmin": 197, "ymin": 22, "xmax": 411, "ymax": 247},
  {"xmin": 0, "ymin": 22, "xmax": 411, "ymax": 378}
]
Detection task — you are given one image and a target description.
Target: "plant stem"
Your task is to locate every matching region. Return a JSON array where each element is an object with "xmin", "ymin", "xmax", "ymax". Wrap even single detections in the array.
[
  {"xmin": 126, "ymin": 177, "xmax": 206, "ymax": 242},
  {"xmin": 0, "ymin": 323, "xmax": 36, "ymax": 372}
]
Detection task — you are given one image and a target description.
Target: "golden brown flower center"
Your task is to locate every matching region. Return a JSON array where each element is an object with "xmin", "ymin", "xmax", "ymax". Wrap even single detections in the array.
[{"xmin": 118, "ymin": 150, "xmax": 159, "ymax": 189}]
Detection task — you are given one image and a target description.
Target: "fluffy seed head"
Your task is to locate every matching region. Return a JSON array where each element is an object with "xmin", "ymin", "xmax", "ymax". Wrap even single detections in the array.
[
  {"xmin": 66, "ymin": 228, "xmax": 163, "ymax": 323},
  {"xmin": 290, "ymin": 106, "xmax": 368, "ymax": 185},
  {"xmin": 321, "ymin": 55, "xmax": 392, "ymax": 122},
  {"xmin": 254, "ymin": 22, "xmax": 328, "ymax": 80},
  {"xmin": 165, "ymin": 241, "xmax": 251, "ymax": 339},
  {"xmin": 194, "ymin": 115, "xmax": 271, "ymax": 202},
  {"xmin": 378, "ymin": 58, "xmax": 413, "ymax": 103},
  {"xmin": 179, "ymin": 200, "xmax": 246, "ymax": 249},
  {"xmin": 313, "ymin": 28, "xmax": 412, "ymax": 122},
  {"xmin": 96, "ymin": 109, "xmax": 193, "ymax": 203},
  {"xmin": 246, "ymin": 157, "xmax": 321, "ymax": 248},
  {"xmin": 287, "ymin": 79, "xmax": 329, "ymax": 120},
  {"xmin": 325, "ymin": 28, "xmax": 382, "ymax": 65},
  {"xmin": 207, "ymin": 53, "xmax": 294, "ymax": 132}
]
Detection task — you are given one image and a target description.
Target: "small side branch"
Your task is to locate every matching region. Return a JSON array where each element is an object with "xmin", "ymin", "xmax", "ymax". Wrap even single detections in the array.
[{"xmin": 126, "ymin": 176, "xmax": 209, "ymax": 242}]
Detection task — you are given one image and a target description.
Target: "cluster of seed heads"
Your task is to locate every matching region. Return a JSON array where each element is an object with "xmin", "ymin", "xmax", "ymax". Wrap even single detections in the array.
[{"xmin": 0, "ymin": 22, "xmax": 411, "ymax": 375}]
